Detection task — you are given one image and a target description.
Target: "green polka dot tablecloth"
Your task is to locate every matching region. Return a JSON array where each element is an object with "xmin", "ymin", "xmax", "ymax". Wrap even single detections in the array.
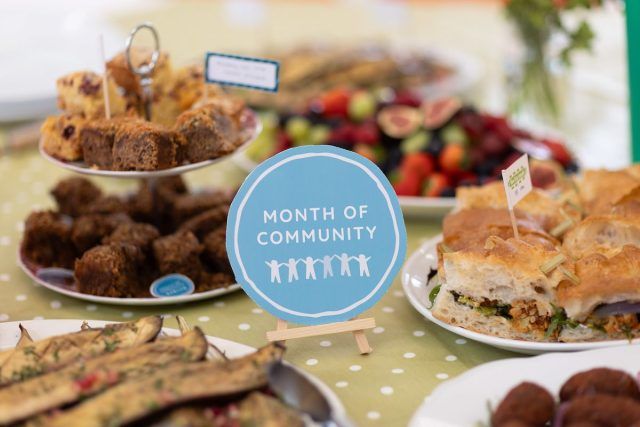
[{"xmin": 0, "ymin": 148, "xmax": 517, "ymax": 426}]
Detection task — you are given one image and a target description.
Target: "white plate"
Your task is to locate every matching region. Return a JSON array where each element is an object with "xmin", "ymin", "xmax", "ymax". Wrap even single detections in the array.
[
  {"xmin": 410, "ymin": 345, "xmax": 640, "ymax": 427},
  {"xmin": 17, "ymin": 252, "xmax": 241, "ymax": 306},
  {"xmin": 40, "ymin": 109, "xmax": 261, "ymax": 179},
  {"xmin": 0, "ymin": 319, "xmax": 351, "ymax": 426},
  {"xmin": 402, "ymin": 234, "xmax": 640, "ymax": 355}
]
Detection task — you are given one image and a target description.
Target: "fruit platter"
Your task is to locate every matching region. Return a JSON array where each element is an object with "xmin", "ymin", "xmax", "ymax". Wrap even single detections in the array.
[{"xmin": 242, "ymin": 89, "xmax": 579, "ymax": 215}]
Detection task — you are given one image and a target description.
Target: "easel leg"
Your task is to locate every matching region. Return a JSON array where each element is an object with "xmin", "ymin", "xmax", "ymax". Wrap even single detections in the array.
[
  {"xmin": 276, "ymin": 319, "xmax": 287, "ymax": 344},
  {"xmin": 267, "ymin": 317, "xmax": 375, "ymax": 355},
  {"xmin": 352, "ymin": 317, "xmax": 372, "ymax": 355}
]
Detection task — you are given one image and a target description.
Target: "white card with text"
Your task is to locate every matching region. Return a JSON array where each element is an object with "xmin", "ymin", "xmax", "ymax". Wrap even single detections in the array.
[{"xmin": 501, "ymin": 154, "xmax": 532, "ymax": 209}]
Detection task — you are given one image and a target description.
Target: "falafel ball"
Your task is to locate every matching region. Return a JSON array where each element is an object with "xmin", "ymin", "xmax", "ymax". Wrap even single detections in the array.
[
  {"xmin": 560, "ymin": 368, "xmax": 640, "ymax": 402},
  {"xmin": 492, "ymin": 382, "xmax": 555, "ymax": 427}
]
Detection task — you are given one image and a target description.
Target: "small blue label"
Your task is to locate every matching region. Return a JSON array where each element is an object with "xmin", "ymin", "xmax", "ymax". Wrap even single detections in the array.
[
  {"xmin": 205, "ymin": 52, "xmax": 279, "ymax": 92},
  {"xmin": 226, "ymin": 145, "xmax": 407, "ymax": 325},
  {"xmin": 150, "ymin": 274, "xmax": 195, "ymax": 298}
]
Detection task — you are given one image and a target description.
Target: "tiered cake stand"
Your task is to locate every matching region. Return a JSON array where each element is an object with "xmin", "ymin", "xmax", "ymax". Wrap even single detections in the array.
[{"xmin": 17, "ymin": 23, "xmax": 262, "ymax": 306}]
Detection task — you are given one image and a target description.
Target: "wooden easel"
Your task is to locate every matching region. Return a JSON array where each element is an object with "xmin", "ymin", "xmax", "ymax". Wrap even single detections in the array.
[{"xmin": 266, "ymin": 316, "xmax": 375, "ymax": 355}]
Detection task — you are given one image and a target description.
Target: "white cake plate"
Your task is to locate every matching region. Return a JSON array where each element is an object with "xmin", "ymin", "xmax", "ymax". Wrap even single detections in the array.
[{"xmin": 40, "ymin": 108, "xmax": 261, "ymax": 179}]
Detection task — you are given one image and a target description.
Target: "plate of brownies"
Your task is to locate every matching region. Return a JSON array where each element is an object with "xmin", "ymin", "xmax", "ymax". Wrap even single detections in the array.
[
  {"xmin": 18, "ymin": 176, "xmax": 241, "ymax": 306},
  {"xmin": 39, "ymin": 48, "xmax": 261, "ymax": 178}
]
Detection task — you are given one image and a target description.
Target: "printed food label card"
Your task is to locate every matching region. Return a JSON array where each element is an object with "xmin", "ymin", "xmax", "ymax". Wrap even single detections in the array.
[
  {"xmin": 226, "ymin": 145, "xmax": 407, "ymax": 325},
  {"xmin": 501, "ymin": 153, "xmax": 532, "ymax": 209},
  {"xmin": 205, "ymin": 52, "xmax": 279, "ymax": 92}
]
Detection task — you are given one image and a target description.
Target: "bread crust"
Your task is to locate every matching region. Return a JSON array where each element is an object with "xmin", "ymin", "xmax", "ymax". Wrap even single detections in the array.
[
  {"xmin": 455, "ymin": 181, "xmax": 578, "ymax": 231},
  {"xmin": 577, "ymin": 169, "xmax": 640, "ymax": 215},
  {"xmin": 557, "ymin": 245, "xmax": 640, "ymax": 320},
  {"xmin": 443, "ymin": 208, "xmax": 558, "ymax": 252},
  {"xmin": 562, "ymin": 215, "xmax": 640, "ymax": 259}
]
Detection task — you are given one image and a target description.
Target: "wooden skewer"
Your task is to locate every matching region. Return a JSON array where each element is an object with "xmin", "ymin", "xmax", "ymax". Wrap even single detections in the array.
[{"xmin": 98, "ymin": 34, "xmax": 111, "ymax": 120}]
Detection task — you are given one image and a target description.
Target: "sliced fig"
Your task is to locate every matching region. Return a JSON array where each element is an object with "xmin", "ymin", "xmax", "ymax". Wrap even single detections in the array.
[
  {"xmin": 422, "ymin": 97, "xmax": 462, "ymax": 130},
  {"xmin": 377, "ymin": 105, "xmax": 423, "ymax": 139}
]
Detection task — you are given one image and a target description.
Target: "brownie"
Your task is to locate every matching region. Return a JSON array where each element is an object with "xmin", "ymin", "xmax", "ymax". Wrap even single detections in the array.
[
  {"xmin": 40, "ymin": 114, "xmax": 87, "ymax": 161},
  {"xmin": 81, "ymin": 118, "xmax": 138, "ymax": 169},
  {"xmin": 178, "ymin": 205, "xmax": 229, "ymax": 239},
  {"xmin": 174, "ymin": 104, "xmax": 238, "ymax": 163},
  {"xmin": 75, "ymin": 243, "xmax": 147, "ymax": 298},
  {"xmin": 56, "ymin": 71, "xmax": 126, "ymax": 119},
  {"xmin": 202, "ymin": 225, "xmax": 231, "ymax": 273},
  {"xmin": 152, "ymin": 230, "xmax": 204, "ymax": 282},
  {"xmin": 103, "ymin": 222, "xmax": 160, "ymax": 253},
  {"xmin": 170, "ymin": 191, "xmax": 231, "ymax": 225},
  {"xmin": 71, "ymin": 213, "xmax": 131, "ymax": 253},
  {"xmin": 198, "ymin": 271, "xmax": 234, "ymax": 292},
  {"xmin": 127, "ymin": 181, "xmax": 156, "ymax": 223},
  {"xmin": 51, "ymin": 177, "xmax": 102, "ymax": 217},
  {"xmin": 85, "ymin": 195, "xmax": 129, "ymax": 216},
  {"xmin": 155, "ymin": 176, "xmax": 189, "ymax": 210},
  {"xmin": 22, "ymin": 211, "xmax": 76, "ymax": 269},
  {"xmin": 112, "ymin": 121, "xmax": 179, "ymax": 171}
]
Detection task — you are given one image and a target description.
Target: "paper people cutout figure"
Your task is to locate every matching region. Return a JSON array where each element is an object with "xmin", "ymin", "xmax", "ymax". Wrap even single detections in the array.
[
  {"xmin": 302, "ymin": 256, "xmax": 317, "ymax": 280},
  {"xmin": 338, "ymin": 252, "xmax": 351, "ymax": 277},
  {"xmin": 265, "ymin": 260, "xmax": 282, "ymax": 284},
  {"xmin": 286, "ymin": 258, "xmax": 300, "ymax": 282},
  {"xmin": 352, "ymin": 254, "xmax": 371, "ymax": 277},
  {"xmin": 321, "ymin": 255, "xmax": 334, "ymax": 279}
]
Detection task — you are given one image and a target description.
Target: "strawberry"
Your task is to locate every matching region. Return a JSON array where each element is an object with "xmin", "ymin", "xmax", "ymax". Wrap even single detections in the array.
[
  {"xmin": 541, "ymin": 138, "xmax": 572, "ymax": 166},
  {"xmin": 439, "ymin": 144, "xmax": 469, "ymax": 174},
  {"xmin": 422, "ymin": 173, "xmax": 450, "ymax": 197},
  {"xmin": 393, "ymin": 173, "xmax": 422, "ymax": 196},
  {"xmin": 401, "ymin": 152, "xmax": 435, "ymax": 180},
  {"xmin": 319, "ymin": 88, "xmax": 351, "ymax": 118}
]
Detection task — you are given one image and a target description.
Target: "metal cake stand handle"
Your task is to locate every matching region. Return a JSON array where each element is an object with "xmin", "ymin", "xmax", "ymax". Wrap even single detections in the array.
[{"xmin": 125, "ymin": 22, "xmax": 160, "ymax": 120}]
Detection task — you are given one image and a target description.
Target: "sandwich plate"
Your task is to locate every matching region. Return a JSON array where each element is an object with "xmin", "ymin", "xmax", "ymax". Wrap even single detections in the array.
[
  {"xmin": 39, "ymin": 109, "xmax": 261, "ymax": 179},
  {"xmin": 402, "ymin": 234, "xmax": 640, "ymax": 355},
  {"xmin": 0, "ymin": 319, "xmax": 351, "ymax": 427},
  {"xmin": 409, "ymin": 345, "xmax": 640, "ymax": 427},
  {"xmin": 16, "ymin": 251, "xmax": 241, "ymax": 306}
]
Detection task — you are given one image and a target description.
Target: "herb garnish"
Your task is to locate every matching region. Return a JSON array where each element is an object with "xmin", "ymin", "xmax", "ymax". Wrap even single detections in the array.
[
  {"xmin": 545, "ymin": 305, "xmax": 578, "ymax": 338},
  {"xmin": 428, "ymin": 285, "xmax": 441, "ymax": 308}
]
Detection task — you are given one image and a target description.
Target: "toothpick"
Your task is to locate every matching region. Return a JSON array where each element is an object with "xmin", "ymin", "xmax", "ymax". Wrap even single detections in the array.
[
  {"xmin": 99, "ymin": 34, "xmax": 111, "ymax": 119},
  {"xmin": 508, "ymin": 208, "xmax": 520, "ymax": 240}
]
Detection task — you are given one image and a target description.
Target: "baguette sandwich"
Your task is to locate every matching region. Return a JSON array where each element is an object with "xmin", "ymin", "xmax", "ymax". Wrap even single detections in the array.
[
  {"xmin": 432, "ymin": 237, "xmax": 575, "ymax": 341},
  {"xmin": 557, "ymin": 245, "xmax": 640, "ymax": 342}
]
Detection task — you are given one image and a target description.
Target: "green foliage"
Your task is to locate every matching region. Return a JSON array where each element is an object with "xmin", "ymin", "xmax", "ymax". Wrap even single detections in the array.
[{"xmin": 505, "ymin": 0, "xmax": 600, "ymax": 120}]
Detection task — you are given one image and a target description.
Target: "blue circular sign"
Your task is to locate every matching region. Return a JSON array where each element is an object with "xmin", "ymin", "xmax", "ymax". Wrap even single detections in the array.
[{"xmin": 227, "ymin": 145, "xmax": 406, "ymax": 325}]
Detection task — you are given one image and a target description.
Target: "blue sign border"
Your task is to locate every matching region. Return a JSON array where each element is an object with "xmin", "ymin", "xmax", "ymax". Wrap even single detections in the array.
[
  {"xmin": 226, "ymin": 145, "xmax": 407, "ymax": 325},
  {"xmin": 204, "ymin": 52, "xmax": 280, "ymax": 92}
]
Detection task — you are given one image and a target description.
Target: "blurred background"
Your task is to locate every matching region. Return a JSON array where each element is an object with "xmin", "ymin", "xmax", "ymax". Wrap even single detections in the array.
[{"xmin": 0, "ymin": 0, "xmax": 628, "ymax": 170}]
